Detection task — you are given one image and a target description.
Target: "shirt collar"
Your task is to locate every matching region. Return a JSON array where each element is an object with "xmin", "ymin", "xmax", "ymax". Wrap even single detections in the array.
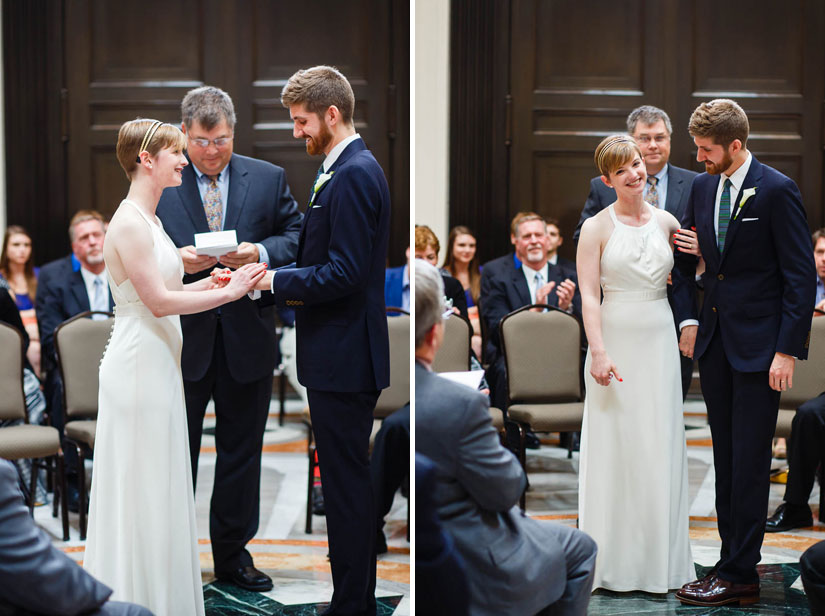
[
  {"xmin": 653, "ymin": 163, "xmax": 668, "ymax": 182},
  {"xmin": 322, "ymin": 133, "xmax": 361, "ymax": 172},
  {"xmin": 722, "ymin": 151, "xmax": 752, "ymax": 194},
  {"xmin": 192, "ymin": 162, "xmax": 228, "ymax": 182}
]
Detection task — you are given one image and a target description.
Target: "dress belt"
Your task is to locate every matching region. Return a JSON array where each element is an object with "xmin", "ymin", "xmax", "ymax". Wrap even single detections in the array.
[
  {"xmin": 602, "ymin": 289, "xmax": 667, "ymax": 303},
  {"xmin": 113, "ymin": 303, "xmax": 154, "ymax": 317}
]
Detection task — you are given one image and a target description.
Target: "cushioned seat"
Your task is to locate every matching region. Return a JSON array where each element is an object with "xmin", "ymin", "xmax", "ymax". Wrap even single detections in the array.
[
  {"xmin": 0, "ymin": 424, "xmax": 62, "ymax": 459},
  {"xmin": 64, "ymin": 420, "xmax": 97, "ymax": 450},
  {"xmin": 507, "ymin": 402, "xmax": 584, "ymax": 432}
]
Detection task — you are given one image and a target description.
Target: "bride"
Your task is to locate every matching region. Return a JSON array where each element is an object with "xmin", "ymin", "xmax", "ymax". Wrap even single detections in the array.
[
  {"xmin": 83, "ymin": 118, "xmax": 265, "ymax": 615},
  {"xmin": 576, "ymin": 134, "xmax": 694, "ymax": 593}
]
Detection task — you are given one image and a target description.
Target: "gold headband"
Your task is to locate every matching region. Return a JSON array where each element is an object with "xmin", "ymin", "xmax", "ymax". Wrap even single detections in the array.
[
  {"xmin": 136, "ymin": 120, "xmax": 164, "ymax": 163},
  {"xmin": 597, "ymin": 135, "xmax": 636, "ymax": 174}
]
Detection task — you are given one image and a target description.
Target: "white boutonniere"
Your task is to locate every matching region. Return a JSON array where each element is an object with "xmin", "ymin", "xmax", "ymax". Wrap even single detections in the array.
[
  {"xmin": 313, "ymin": 171, "xmax": 334, "ymax": 194},
  {"xmin": 733, "ymin": 186, "xmax": 757, "ymax": 220}
]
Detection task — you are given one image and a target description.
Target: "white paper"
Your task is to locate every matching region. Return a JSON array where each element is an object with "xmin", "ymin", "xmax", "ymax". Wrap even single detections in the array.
[
  {"xmin": 438, "ymin": 370, "xmax": 485, "ymax": 391},
  {"xmin": 194, "ymin": 230, "xmax": 238, "ymax": 257}
]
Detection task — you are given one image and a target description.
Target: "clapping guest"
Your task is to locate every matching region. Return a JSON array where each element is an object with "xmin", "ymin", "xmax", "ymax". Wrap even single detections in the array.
[
  {"xmin": 0, "ymin": 226, "xmax": 41, "ymax": 376},
  {"xmin": 443, "ymin": 226, "xmax": 482, "ymax": 357}
]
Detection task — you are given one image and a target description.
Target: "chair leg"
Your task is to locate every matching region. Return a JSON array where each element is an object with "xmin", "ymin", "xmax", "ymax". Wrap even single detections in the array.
[
  {"xmin": 78, "ymin": 445, "xmax": 87, "ymax": 541},
  {"xmin": 52, "ymin": 455, "xmax": 59, "ymax": 518},
  {"xmin": 278, "ymin": 369, "xmax": 287, "ymax": 427},
  {"xmin": 58, "ymin": 452, "xmax": 69, "ymax": 541},
  {"xmin": 28, "ymin": 458, "xmax": 38, "ymax": 515},
  {"xmin": 305, "ymin": 442, "xmax": 315, "ymax": 534}
]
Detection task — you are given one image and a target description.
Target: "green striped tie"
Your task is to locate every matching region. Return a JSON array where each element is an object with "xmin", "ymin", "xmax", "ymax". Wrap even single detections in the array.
[{"xmin": 718, "ymin": 178, "xmax": 732, "ymax": 252}]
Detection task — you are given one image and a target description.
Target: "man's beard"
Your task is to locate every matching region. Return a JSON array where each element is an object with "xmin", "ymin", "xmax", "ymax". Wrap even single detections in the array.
[
  {"xmin": 306, "ymin": 124, "xmax": 333, "ymax": 156},
  {"xmin": 704, "ymin": 151, "xmax": 733, "ymax": 175},
  {"xmin": 85, "ymin": 251, "xmax": 104, "ymax": 266}
]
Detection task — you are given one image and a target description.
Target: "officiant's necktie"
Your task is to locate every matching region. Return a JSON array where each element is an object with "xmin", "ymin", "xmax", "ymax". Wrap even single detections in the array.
[
  {"xmin": 718, "ymin": 178, "xmax": 732, "ymax": 252},
  {"xmin": 203, "ymin": 175, "xmax": 222, "ymax": 232},
  {"xmin": 647, "ymin": 176, "xmax": 659, "ymax": 209}
]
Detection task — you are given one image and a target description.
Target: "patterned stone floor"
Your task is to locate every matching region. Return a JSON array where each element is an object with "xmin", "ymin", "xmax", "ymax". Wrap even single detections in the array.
[{"xmin": 38, "ymin": 396, "xmax": 410, "ymax": 616}]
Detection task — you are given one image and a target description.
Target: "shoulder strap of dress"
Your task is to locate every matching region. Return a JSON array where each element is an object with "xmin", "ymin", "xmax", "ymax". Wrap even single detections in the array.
[{"xmin": 607, "ymin": 203, "xmax": 619, "ymax": 225}]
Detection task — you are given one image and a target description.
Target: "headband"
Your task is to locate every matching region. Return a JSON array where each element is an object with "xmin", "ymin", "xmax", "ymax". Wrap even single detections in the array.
[
  {"xmin": 135, "ymin": 120, "xmax": 164, "ymax": 163},
  {"xmin": 597, "ymin": 135, "xmax": 636, "ymax": 175}
]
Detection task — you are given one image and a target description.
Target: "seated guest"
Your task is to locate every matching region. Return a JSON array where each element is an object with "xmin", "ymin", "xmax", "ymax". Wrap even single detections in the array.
[
  {"xmin": 384, "ymin": 246, "xmax": 411, "ymax": 312},
  {"xmin": 801, "ymin": 541, "xmax": 825, "ymax": 615},
  {"xmin": 545, "ymin": 217, "xmax": 575, "ymax": 273},
  {"xmin": 371, "ymin": 403, "xmax": 409, "ymax": 554},
  {"xmin": 0, "ymin": 459, "xmax": 152, "ymax": 616},
  {"xmin": 0, "ymin": 226, "xmax": 41, "ymax": 376},
  {"xmin": 35, "ymin": 210, "xmax": 112, "ymax": 512},
  {"xmin": 415, "ymin": 260, "xmax": 596, "ymax": 615},
  {"xmin": 442, "ymin": 226, "xmax": 483, "ymax": 356},
  {"xmin": 414, "ymin": 226, "xmax": 468, "ymax": 319},
  {"xmin": 765, "ymin": 230, "xmax": 825, "ymax": 532},
  {"xmin": 480, "ymin": 213, "xmax": 580, "ymax": 410}
]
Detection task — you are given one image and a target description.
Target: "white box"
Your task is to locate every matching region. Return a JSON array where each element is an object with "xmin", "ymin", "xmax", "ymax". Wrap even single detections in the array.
[{"xmin": 194, "ymin": 230, "xmax": 238, "ymax": 257}]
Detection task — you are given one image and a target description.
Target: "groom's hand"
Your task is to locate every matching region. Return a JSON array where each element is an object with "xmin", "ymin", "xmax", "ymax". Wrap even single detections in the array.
[
  {"xmin": 679, "ymin": 325, "xmax": 698, "ymax": 359},
  {"xmin": 769, "ymin": 352, "xmax": 795, "ymax": 392}
]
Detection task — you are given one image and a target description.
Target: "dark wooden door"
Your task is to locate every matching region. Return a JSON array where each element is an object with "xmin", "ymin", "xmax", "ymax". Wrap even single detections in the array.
[
  {"xmin": 5, "ymin": 0, "xmax": 409, "ymax": 266},
  {"xmin": 451, "ymin": 0, "xmax": 825, "ymax": 263}
]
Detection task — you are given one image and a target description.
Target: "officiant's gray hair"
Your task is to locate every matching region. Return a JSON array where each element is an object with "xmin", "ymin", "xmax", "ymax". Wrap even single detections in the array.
[
  {"xmin": 181, "ymin": 86, "xmax": 237, "ymax": 131},
  {"xmin": 415, "ymin": 260, "xmax": 446, "ymax": 348},
  {"xmin": 281, "ymin": 66, "xmax": 355, "ymax": 126}
]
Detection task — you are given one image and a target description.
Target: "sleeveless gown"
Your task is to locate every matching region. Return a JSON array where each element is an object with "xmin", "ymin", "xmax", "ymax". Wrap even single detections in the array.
[
  {"xmin": 84, "ymin": 200, "xmax": 205, "ymax": 616},
  {"xmin": 578, "ymin": 204, "xmax": 693, "ymax": 593}
]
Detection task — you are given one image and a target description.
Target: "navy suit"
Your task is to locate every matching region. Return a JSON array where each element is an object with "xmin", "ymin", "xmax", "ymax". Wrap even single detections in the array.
[
  {"xmin": 574, "ymin": 163, "xmax": 698, "ymax": 398},
  {"xmin": 156, "ymin": 152, "xmax": 302, "ymax": 574},
  {"xmin": 673, "ymin": 155, "xmax": 816, "ymax": 584},
  {"xmin": 267, "ymin": 137, "xmax": 390, "ymax": 615},
  {"xmin": 479, "ymin": 254, "xmax": 581, "ymax": 409},
  {"xmin": 35, "ymin": 256, "xmax": 114, "ymax": 476}
]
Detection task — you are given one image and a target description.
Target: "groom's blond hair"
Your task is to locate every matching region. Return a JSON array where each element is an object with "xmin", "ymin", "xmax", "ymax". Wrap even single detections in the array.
[{"xmin": 281, "ymin": 66, "xmax": 355, "ymax": 126}]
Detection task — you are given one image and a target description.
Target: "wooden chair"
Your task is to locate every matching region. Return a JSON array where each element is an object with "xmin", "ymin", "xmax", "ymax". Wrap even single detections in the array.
[
  {"xmin": 54, "ymin": 310, "xmax": 113, "ymax": 539},
  {"xmin": 0, "ymin": 321, "xmax": 69, "ymax": 540}
]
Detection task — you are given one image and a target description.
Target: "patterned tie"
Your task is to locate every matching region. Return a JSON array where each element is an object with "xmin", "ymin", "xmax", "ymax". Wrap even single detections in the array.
[
  {"xmin": 308, "ymin": 164, "xmax": 324, "ymax": 207},
  {"xmin": 718, "ymin": 178, "xmax": 732, "ymax": 252},
  {"xmin": 647, "ymin": 176, "xmax": 659, "ymax": 209},
  {"xmin": 203, "ymin": 174, "xmax": 222, "ymax": 232}
]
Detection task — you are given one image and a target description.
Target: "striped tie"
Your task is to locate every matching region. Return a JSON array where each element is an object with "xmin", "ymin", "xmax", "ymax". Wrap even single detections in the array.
[
  {"xmin": 646, "ymin": 176, "xmax": 659, "ymax": 209},
  {"xmin": 718, "ymin": 178, "xmax": 732, "ymax": 252},
  {"xmin": 203, "ymin": 175, "xmax": 222, "ymax": 232}
]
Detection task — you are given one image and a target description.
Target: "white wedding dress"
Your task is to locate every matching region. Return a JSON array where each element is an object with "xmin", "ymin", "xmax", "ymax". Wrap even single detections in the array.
[
  {"xmin": 578, "ymin": 203, "xmax": 693, "ymax": 593},
  {"xmin": 84, "ymin": 200, "xmax": 205, "ymax": 616}
]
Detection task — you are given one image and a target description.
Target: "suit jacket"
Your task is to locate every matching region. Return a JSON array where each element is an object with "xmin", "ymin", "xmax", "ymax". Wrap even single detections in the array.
[
  {"xmin": 573, "ymin": 163, "xmax": 698, "ymax": 242},
  {"xmin": 414, "ymin": 362, "xmax": 566, "ymax": 616},
  {"xmin": 0, "ymin": 460, "xmax": 112, "ymax": 616},
  {"xmin": 480, "ymin": 254, "xmax": 581, "ymax": 363},
  {"xmin": 34, "ymin": 256, "xmax": 114, "ymax": 375},
  {"xmin": 672, "ymin": 155, "xmax": 816, "ymax": 371},
  {"xmin": 268, "ymin": 138, "xmax": 390, "ymax": 392},
  {"xmin": 156, "ymin": 153, "xmax": 302, "ymax": 383}
]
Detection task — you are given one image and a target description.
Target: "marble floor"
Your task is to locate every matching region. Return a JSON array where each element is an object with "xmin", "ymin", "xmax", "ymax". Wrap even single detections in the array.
[
  {"xmin": 37, "ymin": 395, "xmax": 410, "ymax": 616},
  {"xmin": 525, "ymin": 396, "xmax": 820, "ymax": 615}
]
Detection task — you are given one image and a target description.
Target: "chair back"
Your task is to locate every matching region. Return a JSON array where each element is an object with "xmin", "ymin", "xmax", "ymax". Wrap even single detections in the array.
[
  {"xmin": 780, "ymin": 316, "xmax": 825, "ymax": 409},
  {"xmin": 374, "ymin": 313, "xmax": 410, "ymax": 418},
  {"xmin": 55, "ymin": 311, "xmax": 113, "ymax": 420},
  {"xmin": 0, "ymin": 322, "xmax": 26, "ymax": 422},
  {"xmin": 501, "ymin": 305, "xmax": 582, "ymax": 404},
  {"xmin": 432, "ymin": 313, "xmax": 472, "ymax": 373}
]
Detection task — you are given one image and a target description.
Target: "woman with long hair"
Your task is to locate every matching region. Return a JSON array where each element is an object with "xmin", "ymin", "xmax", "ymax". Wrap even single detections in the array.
[
  {"xmin": 0, "ymin": 226, "xmax": 40, "ymax": 375},
  {"xmin": 443, "ymin": 225, "xmax": 482, "ymax": 356}
]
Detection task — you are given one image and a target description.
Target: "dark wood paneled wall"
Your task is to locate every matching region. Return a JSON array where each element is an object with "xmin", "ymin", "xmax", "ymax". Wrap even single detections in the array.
[
  {"xmin": 451, "ymin": 0, "xmax": 825, "ymax": 264},
  {"xmin": 5, "ymin": 0, "xmax": 409, "ymax": 266}
]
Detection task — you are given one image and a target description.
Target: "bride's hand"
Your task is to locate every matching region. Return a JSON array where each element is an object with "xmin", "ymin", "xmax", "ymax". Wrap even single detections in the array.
[
  {"xmin": 673, "ymin": 228, "xmax": 702, "ymax": 257},
  {"xmin": 225, "ymin": 262, "xmax": 267, "ymax": 299},
  {"xmin": 590, "ymin": 351, "xmax": 622, "ymax": 387},
  {"xmin": 209, "ymin": 268, "xmax": 232, "ymax": 289}
]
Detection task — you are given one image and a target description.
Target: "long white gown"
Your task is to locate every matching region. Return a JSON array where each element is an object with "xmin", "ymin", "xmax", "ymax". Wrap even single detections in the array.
[
  {"xmin": 84, "ymin": 200, "xmax": 205, "ymax": 616},
  {"xmin": 578, "ymin": 203, "xmax": 693, "ymax": 593}
]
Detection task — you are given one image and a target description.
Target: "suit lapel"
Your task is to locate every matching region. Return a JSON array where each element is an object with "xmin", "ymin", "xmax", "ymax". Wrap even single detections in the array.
[
  {"xmin": 720, "ymin": 157, "xmax": 762, "ymax": 266},
  {"xmin": 69, "ymin": 270, "xmax": 91, "ymax": 312},
  {"xmin": 664, "ymin": 167, "xmax": 685, "ymax": 219},
  {"xmin": 699, "ymin": 177, "xmax": 722, "ymax": 273},
  {"xmin": 223, "ymin": 156, "xmax": 250, "ymax": 231},
  {"xmin": 179, "ymin": 161, "xmax": 210, "ymax": 233},
  {"xmin": 510, "ymin": 263, "xmax": 531, "ymax": 306}
]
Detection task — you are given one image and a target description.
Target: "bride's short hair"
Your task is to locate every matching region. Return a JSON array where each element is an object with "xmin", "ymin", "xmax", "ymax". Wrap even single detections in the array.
[
  {"xmin": 116, "ymin": 118, "xmax": 187, "ymax": 180},
  {"xmin": 594, "ymin": 134, "xmax": 642, "ymax": 177}
]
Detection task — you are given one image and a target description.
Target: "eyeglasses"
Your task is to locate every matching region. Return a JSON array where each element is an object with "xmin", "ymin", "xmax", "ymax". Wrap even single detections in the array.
[
  {"xmin": 188, "ymin": 135, "xmax": 234, "ymax": 148},
  {"xmin": 636, "ymin": 135, "xmax": 670, "ymax": 144}
]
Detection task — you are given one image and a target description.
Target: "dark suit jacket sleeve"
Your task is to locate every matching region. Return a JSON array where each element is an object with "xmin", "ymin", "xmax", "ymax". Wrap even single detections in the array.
[
  {"xmin": 456, "ymin": 393, "xmax": 526, "ymax": 511},
  {"xmin": 672, "ymin": 184, "xmax": 700, "ymax": 324},
  {"xmin": 479, "ymin": 264, "xmax": 512, "ymax": 353},
  {"xmin": 257, "ymin": 169, "xmax": 303, "ymax": 267},
  {"xmin": 273, "ymin": 163, "xmax": 383, "ymax": 305},
  {"xmin": 0, "ymin": 461, "xmax": 112, "ymax": 616},
  {"xmin": 772, "ymin": 178, "xmax": 817, "ymax": 356},
  {"xmin": 34, "ymin": 262, "xmax": 67, "ymax": 371},
  {"xmin": 573, "ymin": 177, "xmax": 608, "ymax": 243}
]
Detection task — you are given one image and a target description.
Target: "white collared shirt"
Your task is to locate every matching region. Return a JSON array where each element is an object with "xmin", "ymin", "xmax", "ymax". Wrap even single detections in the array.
[
  {"xmin": 714, "ymin": 151, "xmax": 753, "ymax": 241},
  {"xmin": 522, "ymin": 263, "xmax": 548, "ymax": 304},
  {"xmin": 322, "ymin": 133, "xmax": 362, "ymax": 173},
  {"xmin": 79, "ymin": 267, "xmax": 109, "ymax": 312}
]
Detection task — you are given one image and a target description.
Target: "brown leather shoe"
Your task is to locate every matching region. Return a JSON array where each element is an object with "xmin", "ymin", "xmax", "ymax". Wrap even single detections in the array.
[
  {"xmin": 680, "ymin": 569, "xmax": 717, "ymax": 592},
  {"xmin": 676, "ymin": 576, "xmax": 759, "ymax": 606}
]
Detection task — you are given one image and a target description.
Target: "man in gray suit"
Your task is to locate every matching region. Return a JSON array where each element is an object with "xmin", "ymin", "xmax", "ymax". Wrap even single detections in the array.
[
  {"xmin": 573, "ymin": 105, "xmax": 698, "ymax": 399},
  {"xmin": 414, "ymin": 260, "xmax": 596, "ymax": 616},
  {"xmin": 0, "ymin": 459, "xmax": 151, "ymax": 616}
]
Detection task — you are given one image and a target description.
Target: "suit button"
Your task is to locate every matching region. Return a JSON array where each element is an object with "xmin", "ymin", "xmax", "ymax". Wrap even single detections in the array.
[
  {"xmin": 717, "ymin": 274, "xmax": 724, "ymax": 281},
  {"xmin": 712, "ymin": 307, "xmax": 717, "ymax": 313}
]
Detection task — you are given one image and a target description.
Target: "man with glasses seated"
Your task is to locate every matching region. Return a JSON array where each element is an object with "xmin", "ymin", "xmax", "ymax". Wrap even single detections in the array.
[
  {"xmin": 573, "ymin": 105, "xmax": 698, "ymax": 401},
  {"xmin": 156, "ymin": 86, "xmax": 302, "ymax": 593}
]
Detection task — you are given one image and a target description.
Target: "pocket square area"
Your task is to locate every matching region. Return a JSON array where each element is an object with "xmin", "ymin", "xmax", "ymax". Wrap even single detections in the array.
[
  {"xmin": 741, "ymin": 217, "xmax": 759, "ymax": 222},
  {"xmin": 311, "ymin": 204, "xmax": 324, "ymax": 208}
]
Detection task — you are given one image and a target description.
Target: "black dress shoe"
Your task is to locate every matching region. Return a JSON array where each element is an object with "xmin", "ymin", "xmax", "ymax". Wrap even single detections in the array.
[
  {"xmin": 312, "ymin": 485, "xmax": 326, "ymax": 516},
  {"xmin": 217, "ymin": 566, "xmax": 273, "ymax": 592},
  {"xmin": 676, "ymin": 576, "xmax": 759, "ymax": 606},
  {"xmin": 765, "ymin": 502, "xmax": 813, "ymax": 532}
]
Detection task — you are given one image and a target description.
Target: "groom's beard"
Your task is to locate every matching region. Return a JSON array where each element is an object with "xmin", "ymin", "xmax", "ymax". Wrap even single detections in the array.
[
  {"xmin": 703, "ymin": 151, "xmax": 733, "ymax": 176},
  {"xmin": 306, "ymin": 124, "xmax": 333, "ymax": 156}
]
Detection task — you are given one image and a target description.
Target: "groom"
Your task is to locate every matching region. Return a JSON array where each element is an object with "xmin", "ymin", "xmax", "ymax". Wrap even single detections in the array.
[
  {"xmin": 257, "ymin": 66, "xmax": 390, "ymax": 615},
  {"xmin": 673, "ymin": 99, "xmax": 816, "ymax": 606}
]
